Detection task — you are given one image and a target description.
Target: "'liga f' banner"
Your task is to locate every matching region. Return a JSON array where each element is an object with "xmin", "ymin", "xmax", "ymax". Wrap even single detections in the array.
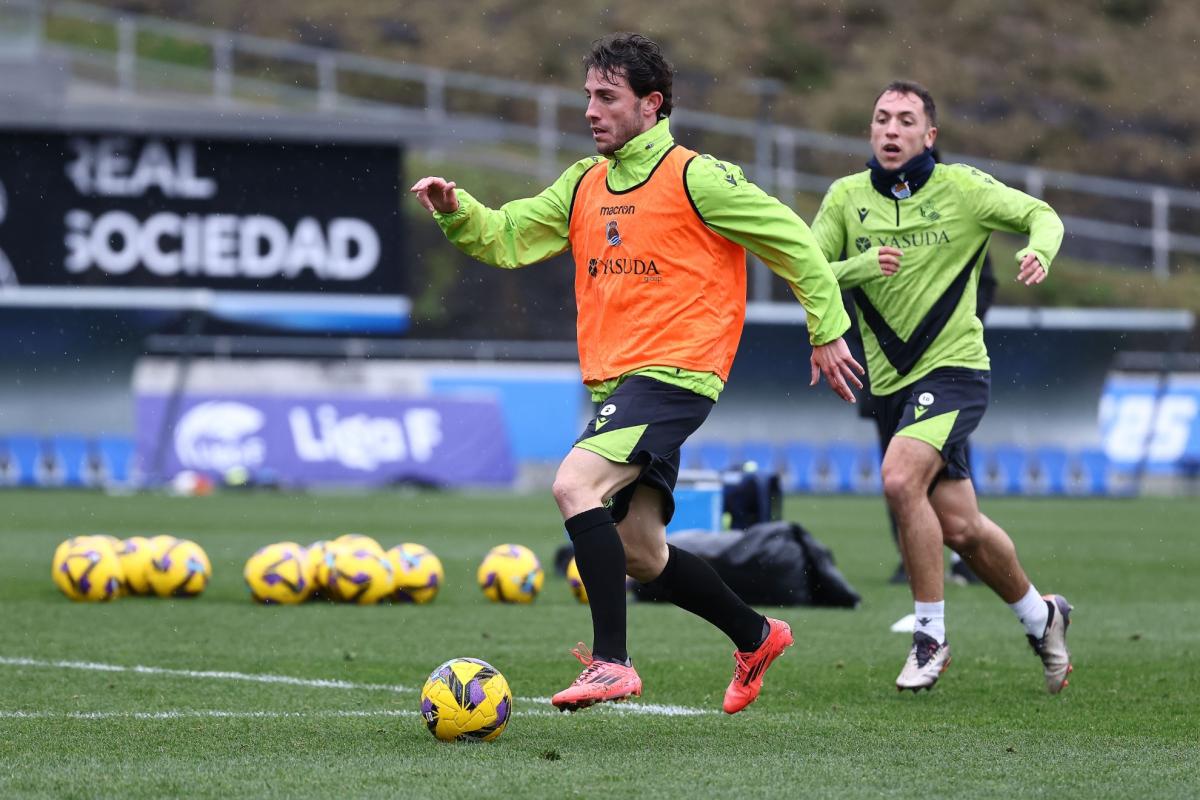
[
  {"xmin": 135, "ymin": 393, "xmax": 517, "ymax": 488},
  {"xmin": 0, "ymin": 130, "xmax": 402, "ymax": 295}
]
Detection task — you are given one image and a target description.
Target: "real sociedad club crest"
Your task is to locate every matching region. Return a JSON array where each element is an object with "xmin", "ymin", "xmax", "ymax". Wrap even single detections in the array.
[{"xmin": 606, "ymin": 219, "xmax": 621, "ymax": 246}]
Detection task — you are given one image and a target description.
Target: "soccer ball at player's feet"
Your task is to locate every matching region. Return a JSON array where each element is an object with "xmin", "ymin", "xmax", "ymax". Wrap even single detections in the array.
[
  {"xmin": 420, "ymin": 657, "xmax": 512, "ymax": 742},
  {"xmin": 477, "ymin": 544, "xmax": 544, "ymax": 603}
]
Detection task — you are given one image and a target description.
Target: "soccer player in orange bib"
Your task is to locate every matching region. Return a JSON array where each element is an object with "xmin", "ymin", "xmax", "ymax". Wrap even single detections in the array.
[{"xmin": 412, "ymin": 33, "xmax": 862, "ymax": 713}]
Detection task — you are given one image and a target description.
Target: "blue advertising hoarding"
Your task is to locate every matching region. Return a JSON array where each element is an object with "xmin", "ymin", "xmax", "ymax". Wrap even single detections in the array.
[
  {"xmin": 136, "ymin": 393, "xmax": 515, "ymax": 487},
  {"xmin": 1098, "ymin": 372, "xmax": 1200, "ymax": 474}
]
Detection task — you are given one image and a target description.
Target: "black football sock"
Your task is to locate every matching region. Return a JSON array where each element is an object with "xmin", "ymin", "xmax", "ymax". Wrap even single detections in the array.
[
  {"xmin": 644, "ymin": 544, "xmax": 766, "ymax": 653},
  {"xmin": 564, "ymin": 507, "xmax": 628, "ymax": 663}
]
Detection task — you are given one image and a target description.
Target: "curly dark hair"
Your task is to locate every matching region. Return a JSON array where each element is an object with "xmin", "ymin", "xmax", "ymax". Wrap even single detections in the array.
[
  {"xmin": 875, "ymin": 79, "xmax": 937, "ymax": 127},
  {"xmin": 583, "ymin": 33, "xmax": 674, "ymax": 119}
]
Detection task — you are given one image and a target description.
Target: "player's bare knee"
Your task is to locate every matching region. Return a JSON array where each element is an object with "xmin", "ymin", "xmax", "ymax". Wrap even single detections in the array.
[
  {"xmin": 882, "ymin": 466, "xmax": 921, "ymax": 507},
  {"xmin": 551, "ymin": 473, "xmax": 596, "ymax": 516},
  {"xmin": 942, "ymin": 513, "xmax": 982, "ymax": 551},
  {"xmin": 550, "ymin": 475, "xmax": 574, "ymax": 511}
]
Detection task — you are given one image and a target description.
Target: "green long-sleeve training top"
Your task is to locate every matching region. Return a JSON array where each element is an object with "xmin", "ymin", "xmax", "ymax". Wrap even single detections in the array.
[
  {"xmin": 811, "ymin": 163, "xmax": 1064, "ymax": 396},
  {"xmin": 432, "ymin": 118, "xmax": 850, "ymax": 402}
]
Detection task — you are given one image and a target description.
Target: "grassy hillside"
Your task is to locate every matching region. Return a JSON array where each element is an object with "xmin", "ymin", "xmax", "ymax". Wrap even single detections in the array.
[
  {"xmin": 63, "ymin": 2, "xmax": 1199, "ymax": 320},
  {"xmin": 105, "ymin": 0, "xmax": 1198, "ymax": 191}
]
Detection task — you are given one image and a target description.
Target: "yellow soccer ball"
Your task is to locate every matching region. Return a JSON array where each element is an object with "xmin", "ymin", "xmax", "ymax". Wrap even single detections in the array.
[
  {"xmin": 323, "ymin": 542, "xmax": 394, "ymax": 604},
  {"xmin": 565, "ymin": 557, "xmax": 588, "ymax": 604},
  {"xmin": 333, "ymin": 533, "xmax": 385, "ymax": 554},
  {"xmin": 146, "ymin": 534, "xmax": 181, "ymax": 559},
  {"xmin": 420, "ymin": 657, "xmax": 512, "ymax": 742},
  {"xmin": 244, "ymin": 542, "xmax": 312, "ymax": 604},
  {"xmin": 146, "ymin": 538, "xmax": 211, "ymax": 598},
  {"xmin": 477, "ymin": 544, "xmax": 544, "ymax": 604},
  {"xmin": 386, "ymin": 543, "xmax": 444, "ymax": 604},
  {"xmin": 51, "ymin": 536, "xmax": 123, "ymax": 602},
  {"xmin": 116, "ymin": 536, "xmax": 154, "ymax": 596},
  {"xmin": 51, "ymin": 535, "xmax": 111, "ymax": 571},
  {"xmin": 305, "ymin": 540, "xmax": 333, "ymax": 597}
]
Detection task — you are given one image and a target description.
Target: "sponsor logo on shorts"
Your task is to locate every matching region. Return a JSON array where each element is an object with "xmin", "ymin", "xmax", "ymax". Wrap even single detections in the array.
[
  {"xmin": 914, "ymin": 393, "xmax": 934, "ymax": 420},
  {"xmin": 594, "ymin": 404, "xmax": 616, "ymax": 431}
]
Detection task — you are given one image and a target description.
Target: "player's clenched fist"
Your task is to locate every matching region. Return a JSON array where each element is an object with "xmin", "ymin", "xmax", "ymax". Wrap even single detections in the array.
[
  {"xmin": 409, "ymin": 177, "xmax": 460, "ymax": 214},
  {"xmin": 878, "ymin": 246, "xmax": 902, "ymax": 276}
]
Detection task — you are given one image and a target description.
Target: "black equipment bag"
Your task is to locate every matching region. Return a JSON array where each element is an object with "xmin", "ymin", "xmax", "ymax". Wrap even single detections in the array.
[{"xmin": 632, "ymin": 520, "xmax": 860, "ymax": 608}]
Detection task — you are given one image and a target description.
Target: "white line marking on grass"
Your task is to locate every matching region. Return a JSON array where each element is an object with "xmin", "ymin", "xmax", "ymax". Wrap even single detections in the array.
[
  {"xmin": 0, "ymin": 709, "xmax": 419, "ymax": 720},
  {"xmin": 522, "ymin": 696, "xmax": 715, "ymax": 716},
  {"xmin": 0, "ymin": 656, "xmax": 411, "ymax": 693},
  {"xmin": 0, "ymin": 656, "xmax": 718, "ymax": 717},
  {"xmin": 0, "ymin": 709, "xmax": 561, "ymax": 721}
]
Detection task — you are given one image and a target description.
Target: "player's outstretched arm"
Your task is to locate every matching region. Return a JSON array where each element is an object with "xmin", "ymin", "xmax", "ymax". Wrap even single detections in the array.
[
  {"xmin": 410, "ymin": 176, "xmax": 460, "ymax": 214},
  {"xmin": 810, "ymin": 337, "xmax": 865, "ymax": 404},
  {"xmin": 407, "ymin": 158, "xmax": 599, "ymax": 269}
]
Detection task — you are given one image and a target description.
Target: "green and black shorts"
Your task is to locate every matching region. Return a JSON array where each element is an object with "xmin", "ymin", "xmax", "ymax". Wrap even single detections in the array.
[
  {"xmin": 573, "ymin": 375, "xmax": 714, "ymax": 524},
  {"xmin": 878, "ymin": 367, "xmax": 990, "ymax": 480}
]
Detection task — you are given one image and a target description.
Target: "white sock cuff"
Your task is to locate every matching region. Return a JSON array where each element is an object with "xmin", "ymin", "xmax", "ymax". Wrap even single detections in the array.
[
  {"xmin": 914, "ymin": 600, "xmax": 945, "ymax": 618},
  {"xmin": 913, "ymin": 601, "xmax": 946, "ymax": 643},
  {"xmin": 1009, "ymin": 585, "xmax": 1049, "ymax": 637}
]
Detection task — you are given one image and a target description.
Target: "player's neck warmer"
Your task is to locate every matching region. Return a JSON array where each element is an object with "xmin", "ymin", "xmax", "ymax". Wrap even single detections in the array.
[{"xmin": 867, "ymin": 149, "xmax": 936, "ymax": 200}]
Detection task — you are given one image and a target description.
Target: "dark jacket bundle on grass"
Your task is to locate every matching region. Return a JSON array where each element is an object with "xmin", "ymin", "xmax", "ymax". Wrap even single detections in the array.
[{"xmin": 632, "ymin": 521, "xmax": 861, "ymax": 608}]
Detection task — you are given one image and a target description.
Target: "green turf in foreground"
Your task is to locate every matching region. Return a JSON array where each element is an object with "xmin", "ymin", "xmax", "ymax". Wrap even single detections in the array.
[{"xmin": 1, "ymin": 491, "xmax": 1197, "ymax": 799}]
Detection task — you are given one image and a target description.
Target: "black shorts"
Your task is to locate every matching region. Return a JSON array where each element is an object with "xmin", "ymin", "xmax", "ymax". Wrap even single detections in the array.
[
  {"xmin": 877, "ymin": 367, "xmax": 990, "ymax": 480},
  {"xmin": 573, "ymin": 375, "xmax": 713, "ymax": 524}
]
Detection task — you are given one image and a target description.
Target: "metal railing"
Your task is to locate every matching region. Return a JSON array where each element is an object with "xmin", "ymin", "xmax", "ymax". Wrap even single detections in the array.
[{"xmin": 3, "ymin": 0, "xmax": 1198, "ymax": 290}]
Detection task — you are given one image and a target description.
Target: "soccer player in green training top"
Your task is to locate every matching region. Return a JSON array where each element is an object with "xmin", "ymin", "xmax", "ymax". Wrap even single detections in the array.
[
  {"xmin": 412, "ymin": 33, "xmax": 862, "ymax": 713},
  {"xmin": 811, "ymin": 80, "xmax": 1074, "ymax": 693}
]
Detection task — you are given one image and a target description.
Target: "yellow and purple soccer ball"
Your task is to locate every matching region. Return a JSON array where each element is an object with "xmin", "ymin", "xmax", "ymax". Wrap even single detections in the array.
[
  {"xmin": 565, "ymin": 556, "xmax": 588, "ymax": 604},
  {"xmin": 323, "ymin": 542, "xmax": 394, "ymax": 604},
  {"xmin": 146, "ymin": 538, "xmax": 211, "ymax": 597},
  {"xmin": 116, "ymin": 536, "xmax": 154, "ymax": 596},
  {"xmin": 244, "ymin": 542, "xmax": 312, "ymax": 604},
  {"xmin": 333, "ymin": 533, "xmax": 385, "ymax": 555},
  {"xmin": 420, "ymin": 657, "xmax": 512, "ymax": 742},
  {"xmin": 305, "ymin": 540, "xmax": 333, "ymax": 597},
  {"xmin": 476, "ymin": 544, "xmax": 544, "ymax": 604},
  {"xmin": 51, "ymin": 536, "xmax": 123, "ymax": 602},
  {"xmin": 386, "ymin": 543, "xmax": 444, "ymax": 604}
]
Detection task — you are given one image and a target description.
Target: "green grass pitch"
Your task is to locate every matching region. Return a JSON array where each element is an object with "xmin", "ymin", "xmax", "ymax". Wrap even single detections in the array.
[{"xmin": 1, "ymin": 490, "xmax": 1197, "ymax": 798}]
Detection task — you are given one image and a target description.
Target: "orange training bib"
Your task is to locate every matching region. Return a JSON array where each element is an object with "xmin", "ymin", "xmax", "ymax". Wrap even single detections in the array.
[{"xmin": 568, "ymin": 145, "xmax": 747, "ymax": 383}]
